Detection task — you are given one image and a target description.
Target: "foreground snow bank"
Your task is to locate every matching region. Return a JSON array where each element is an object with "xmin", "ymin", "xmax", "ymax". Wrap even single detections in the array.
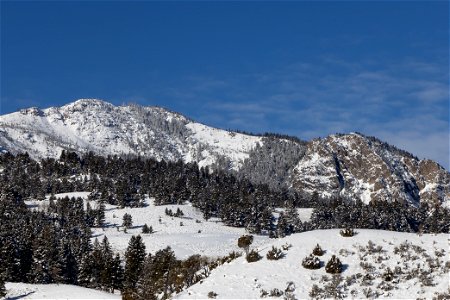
[
  {"xmin": 176, "ymin": 229, "xmax": 449, "ymax": 299},
  {"xmin": 4, "ymin": 282, "xmax": 120, "ymax": 299}
]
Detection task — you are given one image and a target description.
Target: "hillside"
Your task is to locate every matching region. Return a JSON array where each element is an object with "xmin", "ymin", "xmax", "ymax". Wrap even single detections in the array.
[{"xmin": 177, "ymin": 229, "xmax": 449, "ymax": 299}]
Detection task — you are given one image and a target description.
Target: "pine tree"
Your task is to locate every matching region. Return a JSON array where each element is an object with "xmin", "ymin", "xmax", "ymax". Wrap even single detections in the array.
[
  {"xmin": 142, "ymin": 224, "xmax": 153, "ymax": 234},
  {"xmin": 78, "ymin": 253, "xmax": 93, "ymax": 287},
  {"xmin": 110, "ymin": 254, "xmax": 124, "ymax": 293},
  {"xmin": 95, "ymin": 199, "xmax": 106, "ymax": 227},
  {"xmin": 123, "ymin": 235, "xmax": 146, "ymax": 295},
  {"xmin": 123, "ymin": 213, "xmax": 133, "ymax": 229},
  {"xmin": 89, "ymin": 238, "xmax": 104, "ymax": 289},
  {"xmin": 284, "ymin": 204, "xmax": 302, "ymax": 233},
  {"xmin": 276, "ymin": 212, "xmax": 288, "ymax": 238},
  {"xmin": 28, "ymin": 224, "xmax": 56, "ymax": 283},
  {"xmin": 0, "ymin": 271, "xmax": 6, "ymax": 298}
]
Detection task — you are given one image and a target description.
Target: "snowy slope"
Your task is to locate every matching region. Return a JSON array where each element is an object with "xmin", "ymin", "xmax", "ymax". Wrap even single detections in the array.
[
  {"xmin": 0, "ymin": 99, "xmax": 261, "ymax": 170},
  {"xmin": 25, "ymin": 192, "xmax": 270, "ymax": 259},
  {"xmin": 176, "ymin": 229, "xmax": 449, "ymax": 299},
  {"xmin": 4, "ymin": 282, "xmax": 121, "ymax": 299}
]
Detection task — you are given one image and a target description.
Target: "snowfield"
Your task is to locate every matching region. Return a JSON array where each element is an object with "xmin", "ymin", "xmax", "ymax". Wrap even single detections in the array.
[{"xmin": 4, "ymin": 282, "xmax": 121, "ymax": 299}]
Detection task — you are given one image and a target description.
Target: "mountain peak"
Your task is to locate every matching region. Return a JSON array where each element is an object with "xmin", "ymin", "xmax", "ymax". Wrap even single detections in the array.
[{"xmin": 61, "ymin": 98, "xmax": 115, "ymax": 111}]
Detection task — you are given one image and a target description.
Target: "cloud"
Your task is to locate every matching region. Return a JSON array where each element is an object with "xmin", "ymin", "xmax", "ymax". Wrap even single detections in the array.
[{"xmin": 158, "ymin": 57, "xmax": 449, "ymax": 168}]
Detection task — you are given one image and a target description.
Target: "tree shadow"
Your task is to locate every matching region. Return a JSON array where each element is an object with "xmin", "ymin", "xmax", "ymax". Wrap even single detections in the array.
[
  {"xmin": 6, "ymin": 291, "xmax": 35, "ymax": 299},
  {"xmin": 341, "ymin": 264, "xmax": 349, "ymax": 272}
]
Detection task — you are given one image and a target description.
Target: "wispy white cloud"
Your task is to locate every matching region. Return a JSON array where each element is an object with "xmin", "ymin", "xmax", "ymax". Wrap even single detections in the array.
[{"xmin": 160, "ymin": 58, "xmax": 449, "ymax": 168}]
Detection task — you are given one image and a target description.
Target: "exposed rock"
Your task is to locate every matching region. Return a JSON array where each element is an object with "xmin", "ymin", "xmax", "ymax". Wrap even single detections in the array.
[{"xmin": 292, "ymin": 133, "xmax": 449, "ymax": 206}]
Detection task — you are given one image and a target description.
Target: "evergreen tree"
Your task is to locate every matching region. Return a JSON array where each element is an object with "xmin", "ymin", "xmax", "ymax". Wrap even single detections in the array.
[
  {"xmin": 78, "ymin": 254, "xmax": 93, "ymax": 287},
  {"xmin": 28, "ymin": 224, "xmax": 56, "ymax": 283},
  {"xmin": 142, "ymin": 224, "xmax": 153, "ymax": 234},
  {"xmin": 122, "ymin": 213, "xmax": 133, "ymax": 229},
  {"xmin": 110, "ymin": 254, "xmax": 124, "ymax": 293},
  {"xmin": 123, "ymin": 235, "xmax": 146, "ymax": 295},
  {"xmin": 0, "ymin": 272, "xmax": 6, "ymax": 298},
  {"xmin": 95, "ymin": 199, "xmax": 106, "ymax": 227},
  {"xmin": 99, "ymin": 236, "xmax": 115, "ymax": 292}
]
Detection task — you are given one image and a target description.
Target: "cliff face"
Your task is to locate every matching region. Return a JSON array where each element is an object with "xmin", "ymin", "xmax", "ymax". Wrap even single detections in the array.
[{"xmin": 292, "ymin": 133, "xmax": 449, "ymax": 206}]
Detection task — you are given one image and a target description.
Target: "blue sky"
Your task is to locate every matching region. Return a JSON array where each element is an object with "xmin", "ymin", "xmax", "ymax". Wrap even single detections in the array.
[{"xmin": 1, "ymin": 1, "xmax": 449, "ymax": 168}]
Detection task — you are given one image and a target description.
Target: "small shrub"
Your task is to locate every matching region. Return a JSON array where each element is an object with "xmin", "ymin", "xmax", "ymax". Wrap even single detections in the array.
[
  {"xmin": 377, "ymin": 281, "xmax": 394, "ymax": 291},
  {"xmin": 382, "ymin": 268, "xmax": 394, "ymax": 281},
  {"xmin": 269, "ymin": 288, "xmax": 284, "ymax": 297},
  {"xmin": 282, "ymin": 243, "xmax": 292, "ymax": 251},
  {"xmin": 260, "ymin": 289, "xmax": 269, "ymax": 298},
  {"xmin": 340, "ymin": 228, "xmax": 355, "ymax": 237},
  {"xmin": 302, "ymin": 255, "xmax": 321, "ymax": 269},
  {"xmin": 360, "ymin": 261, "xmax": 375, "ymax": 272},
  {"xmin": 419, "ymin": 270, "xmax": 434, "ymax": 286},
  {"xmin": 312, "ymin": 244, "xmax": 324, "ymax": 256},
  {"xmin": 366, "ymin": 240, "xmax": 384, "ymax": 254},
  {"xmin": 435, "ymin": 249, "xmax": 445, "ymax": 257},
  {"xmin": 207, "ymin": 291, "xmax": 218, "ymax": 298},
  {"xmin": 361, "ymin": 273, "xmax": 374, "ymax": 286},
  {"xmin": 325, "ymin": 255, "xmax": 343, "ymax": 274},
  {"xmin": 226, "ymin": 251, "xmax": 242, "ymax": 261},
  {"xmin": 284, "ymin": 281, "xmax": 296, "ymax": 300},
  {"xmin": 246, "ymin": 249, "xmax": 262, "ymax": 263},
  {"xmin": 345, "ymin": 275, "xmax": 357, "ymax": 286},
  {"xmin": 323, "ymin": 275, "xmax": 344, "ymax": 299},
  {"xmin": 309, "ymin": 284, "xmax": 323, "ymax": 299},
  {"xmin": 339, "ymin": 248, "xmax": 353, "ymax": 257},
  {"xmin": 363, "ymin": 287, "xmax": 379, "ymax": 298},
  {"xmin": 266, "ymin": 246, "xmax": 285, "ymax": 260}
]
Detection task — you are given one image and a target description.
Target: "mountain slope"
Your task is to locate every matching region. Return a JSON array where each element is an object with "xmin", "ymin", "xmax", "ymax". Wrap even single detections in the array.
[
  {"xmin": 0, "ymin": 99, "xmax": 262, "ymax": 170},
  {"xmin": 0, "ymin": 99, "xmax": 448, "ymax": 206}
]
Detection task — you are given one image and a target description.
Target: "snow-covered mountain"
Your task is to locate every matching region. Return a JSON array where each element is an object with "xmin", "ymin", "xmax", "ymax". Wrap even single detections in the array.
[
  {"xmin": 0, "ymin": 99, "xmax": 261, "ymax": 170},
  {"xmin": 0, "ymin": 99, "xmax": 448, "ymax": 206}
]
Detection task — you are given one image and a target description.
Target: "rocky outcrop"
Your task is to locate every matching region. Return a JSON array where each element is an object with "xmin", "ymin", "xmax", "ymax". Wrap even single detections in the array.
[{"xmin": 292, "ymin": 133, "xmax": 449, "ymax": 206}]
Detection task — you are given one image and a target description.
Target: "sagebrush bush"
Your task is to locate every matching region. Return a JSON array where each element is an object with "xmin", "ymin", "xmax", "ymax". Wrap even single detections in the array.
[
  {"xmin": 325, "ymin": 255, "xmax": 343, "ymax": 274},
  {"xmin": 313, "ymin": 243, "xmax": 325, "ymax": 256},
  {"xmin": 340, "ymin": 227, "xmax": 355, "ymax": 237},
  {"xmin": 207, "ymin": 291, "xmax": 218, "ymax": 298},
  {"xmin": 246, "ymin": 249, "xmax": 262, "ymax": 263},
  {"xmin": 302, "ymin": 254, "xmax": 321, "ymax": 269},
  {"xmin": 266, "ymin": 246, "xmax": 285, "ymax": 260}
]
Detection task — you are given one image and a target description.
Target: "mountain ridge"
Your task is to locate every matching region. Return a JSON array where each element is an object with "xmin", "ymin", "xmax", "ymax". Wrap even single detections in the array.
[{"xmin": 1, "ymin": 99, "xmax": 448, "ymax": 206}]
